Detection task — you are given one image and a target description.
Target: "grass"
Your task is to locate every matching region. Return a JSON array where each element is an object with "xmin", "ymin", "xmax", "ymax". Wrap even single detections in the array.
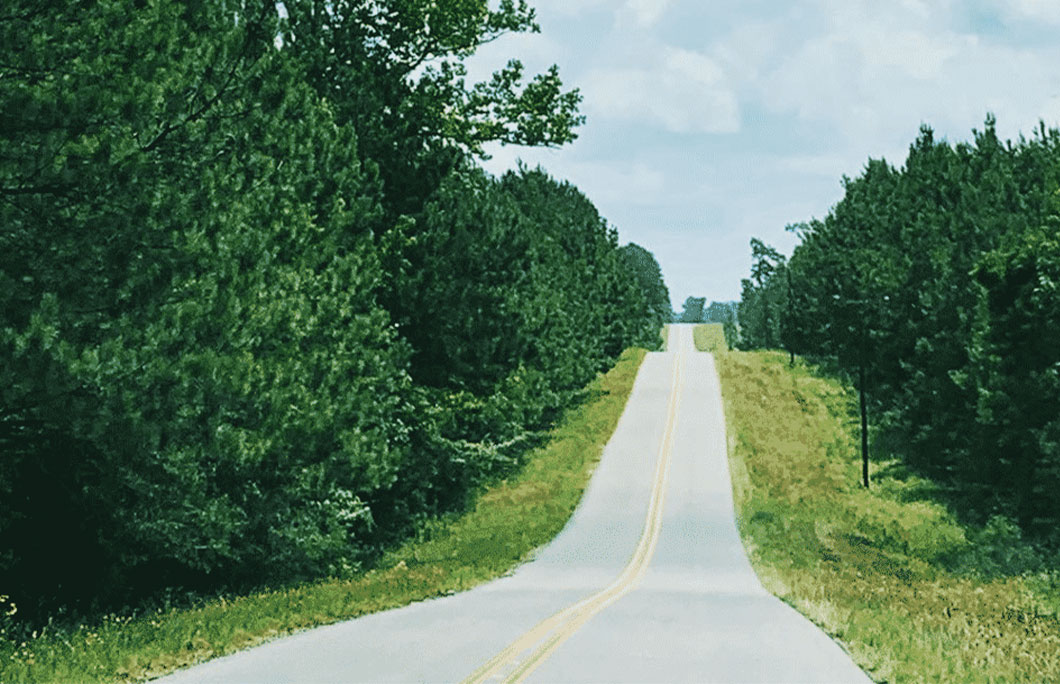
[
  {"xmin": 0, "ymin": 348, "xmax": 648, "ymax": 683},
  {"xmin": 716, "ymin": 350, "xmax": 1060, "ymax": 683},
  {"xmin": 693, "ymin": 323, "xmax": 727, "ymax": 353}
]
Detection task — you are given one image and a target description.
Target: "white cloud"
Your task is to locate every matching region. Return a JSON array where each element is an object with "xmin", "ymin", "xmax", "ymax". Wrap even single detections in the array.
[
  {"xmin": 750, "ymin": 2, "xmax": 1060, "ymax": 150},
  {"xmin": 584, "ymin": 47, "xmax": 739, "ymax": 134},
  {"xmin": 618, "ymin": 0, "xmax": 672, "ymax": 28},
  {"xmin": 996, "ymin": 0, "xmax": 1060, "ymax": 25},
  {"xmin": 775, "ymin": 154, "xmax": 860, "ymax": 178},
  {"xmin": 480, "ymin": 144, "xmax": 675, "ymax": 211},
  {"xmin": 563, "ymin": 161, "xmax": 668, "ymax": 207},
  {"xmin": 527, "ymin": 0, "xmax": 610, "ymax": 16},
  {"xmin": 711, "ymin": 21, "xmax": 784, "ymax": 84},
  {"xmin": 858, "ymin": 28, "xmax": 966, "ymax": 80},
  {"xmin": 470, "ymin": 0, "xmax": 1060, "ymax": 303}
]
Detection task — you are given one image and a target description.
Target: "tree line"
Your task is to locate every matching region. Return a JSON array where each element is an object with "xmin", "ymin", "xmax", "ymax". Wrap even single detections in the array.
[
  {"xmin": 674, "ymin": 298, "xmax": 738, "ymax": 347},
  {"xmin": 737, "ymin": 116, "xmax": 1060, "ymax": 542},
  {"xmin": 0, "ymin": 1, "xmax": 669, "ymax": 625}
]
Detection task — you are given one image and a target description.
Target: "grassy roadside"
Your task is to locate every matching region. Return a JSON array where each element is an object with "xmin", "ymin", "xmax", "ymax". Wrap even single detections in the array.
[
  {"xmin": 692, "ymin": 323, "xmax": 727, "ymax": 353},
  {"xmin": 1, "ymin": 348, "xmax": 648, "ymax": 683},
  {"xmin": 717, "ymin": 350, "xmax": 1060, "ymax": 683}
]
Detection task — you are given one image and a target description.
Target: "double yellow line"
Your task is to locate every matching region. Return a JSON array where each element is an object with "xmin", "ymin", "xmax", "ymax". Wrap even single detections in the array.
[{"xmin": 462, "ymin": 341, "xmax": 686, "ymax": 684}]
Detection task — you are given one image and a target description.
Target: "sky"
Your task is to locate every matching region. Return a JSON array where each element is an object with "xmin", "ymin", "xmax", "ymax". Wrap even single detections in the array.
[{"xmin": 463, "ymin": 0, "xmax": 1060, "ymax": 309}]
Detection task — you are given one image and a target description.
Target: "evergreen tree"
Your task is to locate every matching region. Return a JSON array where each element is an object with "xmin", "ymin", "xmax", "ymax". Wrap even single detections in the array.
[{"xmin": 738, "ymin": 116, "xmax": 1060, "ymax": 531}]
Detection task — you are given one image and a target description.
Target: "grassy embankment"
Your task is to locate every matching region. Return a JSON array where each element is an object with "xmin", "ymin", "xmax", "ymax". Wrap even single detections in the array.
[
  {"xmin": 692, "ymin": 322, "xmax": 727, "ymax": 353},
  {"xmin": 0, "ymin": 348, "xmax": 648, "ymax": 683},
  {"xmin": 714, "ymin": 345, "xmax": 1060, "ymax": 683}
]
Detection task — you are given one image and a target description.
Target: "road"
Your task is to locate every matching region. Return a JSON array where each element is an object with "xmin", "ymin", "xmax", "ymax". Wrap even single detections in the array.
[{"xmin": 160, "ymin": 325, "xmax": 872, "ymax": 683}]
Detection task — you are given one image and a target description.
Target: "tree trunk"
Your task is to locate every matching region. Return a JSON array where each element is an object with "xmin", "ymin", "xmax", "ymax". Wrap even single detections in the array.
[{"xmin": 860, "ymin": 363, "xmax": 869, "ymax": 488}]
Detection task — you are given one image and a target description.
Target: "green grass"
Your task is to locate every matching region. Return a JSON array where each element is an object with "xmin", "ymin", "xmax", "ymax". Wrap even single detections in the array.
[
  {"xmin": 717, "ymin": 350, "xmax": 1060, "ymax": 683},
  {"xmin": 693, "ymin": 323, "xmax": 727, "ymax": 353},
  {"xmin": 660, "ymin": 325, "xmax": 669, "ymax": 351},
  {"xmin": 0, "ymin": 348, "xmax": 648, "ymax": 684}
]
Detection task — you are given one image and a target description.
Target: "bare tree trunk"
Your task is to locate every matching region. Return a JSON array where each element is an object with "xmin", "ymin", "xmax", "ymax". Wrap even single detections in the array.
[{"xmin": 860, "ymin": 363, "xmax": 869, "ymax": 488}]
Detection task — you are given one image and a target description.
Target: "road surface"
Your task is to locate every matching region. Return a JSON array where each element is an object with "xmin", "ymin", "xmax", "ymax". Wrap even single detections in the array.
[{"xmin": 160, "ymin": 325, "xmax": 872, "ymax": 683}]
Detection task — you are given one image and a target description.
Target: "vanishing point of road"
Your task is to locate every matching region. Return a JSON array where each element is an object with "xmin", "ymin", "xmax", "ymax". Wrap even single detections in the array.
[{"xmin": 161, "ymin": 324, "xmax": 872, "ymax": 683}]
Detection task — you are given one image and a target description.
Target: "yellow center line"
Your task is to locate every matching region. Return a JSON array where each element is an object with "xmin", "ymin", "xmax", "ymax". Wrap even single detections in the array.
[{"xmin": 462, "ymin": 335, "xmax": 686, "ymax": 684}]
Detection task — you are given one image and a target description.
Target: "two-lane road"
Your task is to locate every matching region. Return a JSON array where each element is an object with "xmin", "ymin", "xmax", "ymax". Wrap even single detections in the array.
[{"xmin": 161, "ymin": 325, "xmax": 871, "ymax": 683}]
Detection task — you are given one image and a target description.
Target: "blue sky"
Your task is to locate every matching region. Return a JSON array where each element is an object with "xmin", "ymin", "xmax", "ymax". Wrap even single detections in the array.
[{"xmin": 464, "ymin": 0, "xmax": 1060, "ymax": 308}]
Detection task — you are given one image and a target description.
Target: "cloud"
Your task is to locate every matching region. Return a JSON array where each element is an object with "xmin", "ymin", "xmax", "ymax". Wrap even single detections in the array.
[
  {"xmin": 471, "ymin": 0, "xmax": 1060, "ymax": 303},
  {"xmin": 744, "ymin": 1, "xmax": 1060, "ymax": 150},
  {"xmin": 562, "ymin": 160, "xmax": 668, "ymax": 207},
  {"xmin": 775, "ymin": 154, "xmax": 862, "ymax": 178},
  {"xmin": 479, "ymin": 143, "xmax": 671, "ymax": 210},
  {"xmin": 583, "ymin": 47, "xmax": 740, "ymax": 134},
  {"xmin": 857, "ymin": 28, "xmax": 966, "ymax": 80},
  {"xmin": 528, "ymin": 0, "xmax": 611, "ymax": 16},
  {"xmin": 711, "ymin": 21, "xmax": 784, "ymax": 84},
  {"xmin": 995, "ymin": 0, "xmax": 1060, "ymax": 25},
  {"xmin": 618, "ymin": 0, "xmax": 672, "ymax": 28}
]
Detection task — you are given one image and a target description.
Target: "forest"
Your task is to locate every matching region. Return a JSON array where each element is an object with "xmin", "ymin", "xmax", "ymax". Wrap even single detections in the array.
[
  {"xmin": 737, "ymin": 116, "xmax": 1060, "ymax": 546},
  {"xmin": 0, "ymin": 1, "xmax": 670, "ymax": 628}
]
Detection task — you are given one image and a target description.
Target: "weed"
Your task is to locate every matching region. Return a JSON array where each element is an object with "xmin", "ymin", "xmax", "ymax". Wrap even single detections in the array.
[
  {"xmin": 718, "ymin": 350, "xmax": 1060, "ymax": 683},
  {"xmin": 692, "ymin": 323, "xmax": 727, "ymax": 353},
  {"xmin": 1, "ymin": 349, "xmax": 647, "ymax": 683}
]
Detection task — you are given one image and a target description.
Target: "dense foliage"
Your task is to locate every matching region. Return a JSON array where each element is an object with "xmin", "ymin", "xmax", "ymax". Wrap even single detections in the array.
[
  {"xmin": 676, "ymin": 296, "xmax": 705, "ymax": 323},
  {"xmin": 617, "ymin": 243, "xmax": 672, "ymax": 328},
  {"xmin": 737, "ymin": 116, "xmax": 1060, "ymax": 540},
  {"xmin": 703, "ymin": 300, "xmax": 738, "ymax": 326},
  {"xmin": 737, "ymin": 240, "xmax": 789, "ymax": 353},
  {"xmin": 0, "ymin": 0, "xmax": 667, "ymax": 627}
]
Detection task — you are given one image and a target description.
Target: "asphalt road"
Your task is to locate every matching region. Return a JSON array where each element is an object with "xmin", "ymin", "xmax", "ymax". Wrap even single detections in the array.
[{"xmin": 160, "ymin": 324, "xmax": 872, "ymax": 683}]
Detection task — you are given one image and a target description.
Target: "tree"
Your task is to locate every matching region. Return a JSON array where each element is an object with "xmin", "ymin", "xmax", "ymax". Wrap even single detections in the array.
[
  {"xmin": 750, "ymin": 116, "xmax": 1060, "ymax": 513},
  {"xmin": 618, "ymin": 243, "xmax": 672, "ymax": 333},
  {"xmin": 737, "ymin": 239, "xmax": 787, "ymax": 350},
  {"xmin": 279, "ymin": 0, "xmax": 584, "ymax": 220},
  {"xmin": 0, "ymin": 0, "xmax": 418, "ymax": 616},
  {"xmin": 0, "ymin": 0, "xmax": 670, "ymax": 629},
  {"xmin": 278, "ymin": 0, "xmax": 588, "ymax": 393},
  {"xmin": 973, "ymin": 222, "xmax": 1060, "ymax": 531},
  {"xmin": 678, "ymin": 297, "xmax": 706, "ymax": 323},
  {"xmin": 703, "ymin": 301, "xmax": 736, "ymax": 324}
]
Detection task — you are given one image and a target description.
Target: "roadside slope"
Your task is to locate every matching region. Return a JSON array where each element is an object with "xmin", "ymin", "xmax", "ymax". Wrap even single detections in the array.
[
  {"xmin": 157, "ymin": 341, "xmax": 673, "ymax": 682},
  {"xmin": 717, "ymin": 350, "xmax": 1060, "ymax": 683},
  {"xmin": 1, "ymin": 350, "xmax": 647, "ymax": 684}
]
